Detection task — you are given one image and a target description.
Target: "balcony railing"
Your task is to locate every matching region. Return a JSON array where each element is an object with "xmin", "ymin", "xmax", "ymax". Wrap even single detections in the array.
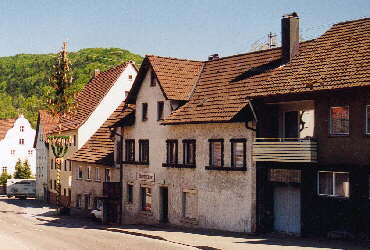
[{"xmin": 252, "ymin": 138, "xmax": 317, "ymax": 163}]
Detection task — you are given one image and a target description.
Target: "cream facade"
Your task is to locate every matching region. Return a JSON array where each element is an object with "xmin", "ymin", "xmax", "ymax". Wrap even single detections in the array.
[
  {"xmin": 120, "ymin": 69, "xmax": 256, "ymax": 232},
  {"xmin": 35, "ymin": 122, "xmax": 49, "ymax": 200}
]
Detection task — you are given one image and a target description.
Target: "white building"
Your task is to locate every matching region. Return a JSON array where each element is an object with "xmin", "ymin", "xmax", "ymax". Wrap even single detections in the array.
[{"xmin": 0, "ymin": 115, "xmax": 36, "ymax": 177}]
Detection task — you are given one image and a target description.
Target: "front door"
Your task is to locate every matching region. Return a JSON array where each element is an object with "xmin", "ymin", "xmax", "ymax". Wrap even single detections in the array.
[
  {"xmin": 273, "ymin": 185, "xmax": 301, "ymax": 234},
  {"xmin": 160, "ymin": 187, "xmax": 168, "ymax": 223}
]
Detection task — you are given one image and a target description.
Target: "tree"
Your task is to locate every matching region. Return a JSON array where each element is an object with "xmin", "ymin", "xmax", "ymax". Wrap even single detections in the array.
[
  {"xmin": 0, "ymin": 172, "xmax": 11, "ymax": 186},
  {"xmin": 13, "ymin": 159, "xmax": 32, "ymax": 179},
  {"xmin": 47, "ymin": 42, "xmax": 79, "ymax": 211}
]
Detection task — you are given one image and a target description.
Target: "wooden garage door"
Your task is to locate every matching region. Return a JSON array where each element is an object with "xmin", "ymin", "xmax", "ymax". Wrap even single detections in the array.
[{"xmin": 273, "ymin": 185, "xmax": 301, "ymax": 234}]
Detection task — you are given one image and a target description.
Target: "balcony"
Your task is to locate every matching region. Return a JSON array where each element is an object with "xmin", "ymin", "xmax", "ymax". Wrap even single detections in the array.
[{"xmin": 253, "ymin": 138, "xmax": 317, "ymax": 163}]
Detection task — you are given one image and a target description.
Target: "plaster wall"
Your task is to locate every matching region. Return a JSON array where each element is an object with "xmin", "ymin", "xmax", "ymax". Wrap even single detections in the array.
[
  {"xmin": 121, "ymin": 70, "xmax": 256, "ymax": 232},
  {"xmin": 35, "ymin": 123, "xmax": 49, "ymax": 200}
]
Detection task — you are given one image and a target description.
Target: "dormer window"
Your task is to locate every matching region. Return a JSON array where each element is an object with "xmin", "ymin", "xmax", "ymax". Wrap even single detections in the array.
[
  {"xmin": 20, "ymin": 126, "xmax": 24, "ymax": 132},
  {"xmin": 150, "ymin": 71, "xmax": 156, "ymax": 87}
]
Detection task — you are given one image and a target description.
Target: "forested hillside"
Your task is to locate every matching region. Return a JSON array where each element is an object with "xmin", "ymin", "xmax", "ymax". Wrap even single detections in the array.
[{"xmin": 0, "ymin": 48, "xmax": 143, "ymax": 127}]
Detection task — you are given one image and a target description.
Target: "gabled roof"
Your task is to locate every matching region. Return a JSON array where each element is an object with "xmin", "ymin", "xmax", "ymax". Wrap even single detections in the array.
[
  {"xmin": 162, "ymin": 17, "xmax": 370, "ymax": 125},
  {"xmin": 70, "ymin": 102, "xmax": 133, "ymax": 165},
  {"xmin": 33, "ymin": 110, "xmax": 59, "ymax": 147},
  {"xmin": 56, "ymin": 62, "xmax": 135, "ymax": 132},
  {"xmin": 126, "ymin": 56, "xmax": 203, "ymax": 104},
  {"xmin": 0, "ymin": 118, "xmax": 16, "ymax": 140}
]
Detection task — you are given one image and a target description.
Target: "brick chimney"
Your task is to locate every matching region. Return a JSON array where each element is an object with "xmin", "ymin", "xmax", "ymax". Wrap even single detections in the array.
[
  {"xmin": 281, "ymin": 12, "xmax": 299, "ymax": 64},
  {"xmin": 208, "ymin": 54, "xmax": 219, "ymax": 61}
]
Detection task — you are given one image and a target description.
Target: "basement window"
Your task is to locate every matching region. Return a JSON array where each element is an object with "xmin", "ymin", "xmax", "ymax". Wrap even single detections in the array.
[{"xmin": 318, "ymin": 171, "xmax": 349, "ymax": 198}]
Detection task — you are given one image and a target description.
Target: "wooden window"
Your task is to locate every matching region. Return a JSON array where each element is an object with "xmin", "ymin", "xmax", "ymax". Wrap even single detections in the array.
[
  {"xmin": 231, "ymin": 139, "xmax": 246, "ymax": 168},
  {"xmin": 127, "ymin": 184, "xmax": 133, "ymax": 203},
  {"xmin": 142, "ymin": 103, "xmax": 148, "ymax": 121},
  {"xmin": 366, "ymin": 105, "xmax": 370, "ymax": 135},
  {"xmin": 125, "ymin": 139, "xmax": 135, "ymax": 162},
  {"xmin": 64, "ymin": 160, "xmax": 67, "ymax": 171},
  {"xmin": 330, "ymin": 106, "xmax": 349, "ymax": 135},
  {"xmin": 105, "ymin": 168, "xmax": 111, "ymax": 182},
  {"xmin": 318, "ymin": 171, "xmax": 349, "ymax": 198},
  {"xmin": 182, "ymin": 190, "xmax": 197, "ymax": 219},
  {"xmin": 95, "ymin": 167, "xmax": 100, "ymax": 181},
  {"xmin": 19, "ymin": 139, "xmax": 24, "ymax": 145},
  {"xmin": 150, "ymin": 71, "xmax": 156, "ymax": 87},
  {"xmin": 166, "ymin": 140, "xmax": 178, "ymax": 164},
  {"xmin": 183, "ymin": 140, "xmax": 196, "ymax": 165},
  {"xmin": 128, "ymin": 74, "xmax": 133, "ymax": 80},
  {"xmin": 139, "ymin": 140, "xmax": 149, "ymax": 163},
  {"xmin": 20, "ymin": 126, "xmax": 24, "ymax": 132},
  {"xmin": 209, "ymin": 139, "xmax": 224, "ymax": 167},
  {"xmin": 157, "ymin": 101, "xmax": 164, "ymax": 121},
  {"xmin": 87, "ymin": 166, "xmax": 91, "ymax": 180},
  {"xmin": 141, "ymin": 187, "xmax": 152, "ymax": 211},
  {"xmin": 78, "ymin": 166, "xmax": 83, "ymax": 179}
]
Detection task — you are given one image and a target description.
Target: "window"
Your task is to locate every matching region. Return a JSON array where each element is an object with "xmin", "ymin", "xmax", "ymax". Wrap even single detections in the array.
[
  {"xmin": 127, "ymin": 184, "xmax": 133, "ymax": 203},
  {"xmin": 20, "ymin": 126, "xmax": 24, "ymax": 132},
  {"xmin": 142, "ymin": 103, "xmax": 148, "ymax": 121},
  {"xmin": 85, "ymin": 194, "xmax": 91, "ymax": 210},
  {"xmin": 182, "ymin": 190, "xmax": 197, "ymax": 219},
  {"xmin": 366, "ymin": 105, "xmax": 370, "ymax": 135},
  {"xmin": 68, "ymin": 160, "xmax": 72, "ymax": 171},
  {"xmin": 76, "ymin": 195, "xmax": 82, "ymax": 208},
  {"xmin": 63, "ymin": 188, "xmax": 66, "ymax": 196},
  {"xmin": 64, "ymin": 160, "xmax": 67, "ymax": 171},
  {"xmin": 50, "ymin": 159, "xmax": 54, "ymax": 169},
  {"xmin": 87, "ymin": 166, "xmax": 91, "ymax": 180},
  {"xmin": 231, "ymin": 139, "xmax": 246, "ymax": 168},
  {"xmin": 128, "ymin": 74, "xmax": 133, "ymax": 80},
  {"xmin": 157, "ymin": 101, "xmax": 164, "ymax": 121},
  {"xmin": 139, "ymin": 140, "xmax": 149, "ymax": 163},
  {"xmin": 54, "ymin": 180, "xmax": 57, "ymax": 191},
  {"xmin": 73, "ymin": 135, "xmax": 77, "ymax": 146},
  {"xmin": 125, "ymin": 139, "xmax": 135, "ymax": 162},
  {"xmin": 209, "ymin": 139, "xmax": 224, "ymax": 167},
  {"xmin": 77, "ymin": 166, "xmax": 83, "ymax": 179},
  {"xmin": 28, "ymin": 150, "xmax": 33, "ymax": 156},
  {"xmin": 95, "ymin": 167, "xmax": 100, "ymax": 181},
  {"xmin": 166, "ymin": 140, "xmax": 178, "ymax": 164},
  {"xmin": 2, "ymin": 167, "xmax": 7, "ymax": 173},
  {"xmin": 183, "ymin": 140, "xmax": 196, "ymax": 165},
  {"xmin": 19, "ymin": 139, "xmax": 24, "ymax": 145},
  {"xmin": 318, "ymin": 171, "xmax": 349, "ymax": 198},
  {"xmin": 105, "ymin": 168, "xmax": 111, "ymax": 182},
  {"xmin": 10, "ymin": 150, "xmax": 15, "ymax": 155},
  {"xmin": 116, "ymin": 139, "xmax": 122, "ymax": 163},
  {"xmin": 150, "ymin": 71, "xmax": 156, "ymax": 86},
  {"xmin": 141, "ymin": 187, "xmax": 152, "ymax": 211},
  {"xmin": 330, "ymin": 106, "xmax": 349, "ymax": 135}
]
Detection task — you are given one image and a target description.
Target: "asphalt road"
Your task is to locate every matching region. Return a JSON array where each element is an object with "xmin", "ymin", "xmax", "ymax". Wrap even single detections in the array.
[{"xmin": 0, "ymin": 197, "xmax": 195, "ymax": 250}]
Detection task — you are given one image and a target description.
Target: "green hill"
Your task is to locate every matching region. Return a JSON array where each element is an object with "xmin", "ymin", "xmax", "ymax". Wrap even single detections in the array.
[{"xmin": 0, "ymin": 48, "xmax": 143, "ymax": 127}]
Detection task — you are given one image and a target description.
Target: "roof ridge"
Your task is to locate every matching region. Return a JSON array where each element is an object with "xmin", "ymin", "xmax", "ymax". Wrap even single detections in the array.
[
  {"xmin": 332, "ymin": 17, "xmax": 370, "ymax": 27},
  {"xmin": 146, "ymin": 54, "xmax": 202, "ymax": 63}
]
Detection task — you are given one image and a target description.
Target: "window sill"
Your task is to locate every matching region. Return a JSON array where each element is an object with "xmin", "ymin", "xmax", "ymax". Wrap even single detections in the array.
[
  {"xmin": 318, "ymin": 194, "xmax": 350, "ymax": 199},
  {"xmin": 205, "ymin": 166, "xmax": 247, "ymax": 171},
  {"xmin": 95, "ymin": 179, "xmax": 101, "ymax": 182},
  {"xmin": 122, "ymin": 161, "xmax": 149, "ymax": 166},
  {"xmin": 162, "ymin": 163, "xmax": 196, "ymax": 169},
  {"xmin": 85, "ymin": 179, "xmax": 92, "ymax": 182}
]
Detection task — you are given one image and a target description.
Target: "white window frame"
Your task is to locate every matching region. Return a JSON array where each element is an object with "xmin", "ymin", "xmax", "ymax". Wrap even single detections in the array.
[
  {"xmin": 329, "ymin": 106, "xmax": 350, "ymax": 136},
  {"xmin": 317, "ymin": 171, "xmax": 350, "ymax": 198},
  {"xmin": 95, "ymin": 167, "xmax": 100, "ymax": 181}
]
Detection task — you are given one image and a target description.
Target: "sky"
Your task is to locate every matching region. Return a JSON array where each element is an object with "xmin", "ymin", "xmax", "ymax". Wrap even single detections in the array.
[{"xmin": 0, "ymin": 0, "xmax": 369, "ymax": 60}]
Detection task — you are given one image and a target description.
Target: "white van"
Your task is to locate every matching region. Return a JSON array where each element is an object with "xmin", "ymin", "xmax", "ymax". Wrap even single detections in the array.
[{"xmin": 6, "ymin": 179, "xmax": 36, "ymax": 199}]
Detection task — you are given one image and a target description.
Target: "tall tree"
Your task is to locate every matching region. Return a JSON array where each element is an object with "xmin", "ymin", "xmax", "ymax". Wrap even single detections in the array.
[
  {"xmin": 13, "ymin": 159, "xmax": 32, "ymax": 179},
  {"xmin": 47, "ymin": 42, "xmax": 79, "ymax": 212},
  {"xmin": 0, "ymin": 172, "xmax": 12, "ymax": 186}
]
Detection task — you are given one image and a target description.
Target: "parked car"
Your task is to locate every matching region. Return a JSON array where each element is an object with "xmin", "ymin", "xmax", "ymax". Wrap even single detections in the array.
[
  {"xmin": 90, "ymin": 199, "xmax": 103, "ymax": 221},
  {"xmin": 6, "ymin": 179, "xmax": 36, "ymax": 199}
]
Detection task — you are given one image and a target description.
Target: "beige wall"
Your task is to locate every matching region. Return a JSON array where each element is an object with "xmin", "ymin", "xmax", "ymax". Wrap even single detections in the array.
[
  {"xmin": 121, "ymin": 69, "xmax": 256, "ymax": 232},
  {"xmin": 71, "ymin": 161, "xmax": 119, "ymax": 209}
]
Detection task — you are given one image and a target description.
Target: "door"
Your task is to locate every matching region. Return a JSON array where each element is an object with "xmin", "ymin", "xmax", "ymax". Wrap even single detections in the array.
[
  {"xmin": 284, "ymin": 111, "xmax": 299, "ymax": 138},
  {"xmin": 160, "ymin": 187, "xmax": 168, "ymax": 223},
  {"xmin": 273, "ymin": 185, "xmax": 301, "ymax": 234}
]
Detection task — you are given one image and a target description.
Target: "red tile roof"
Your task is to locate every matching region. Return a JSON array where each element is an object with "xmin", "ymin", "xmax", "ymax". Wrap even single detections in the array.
[
  {"xmin": 56, "ymin": 62, "xmax": 133, "ymax": 132},
  {"xmin": 162, "ymin": 17, "xmax": 370, "ymax": 124},
  {"xmin": 0, "ymin": 118, "xmax": 16, "ymax": 140},
  {"xmin": 70, "ymin": 102, "xmax": 134, "ymax": 165}
]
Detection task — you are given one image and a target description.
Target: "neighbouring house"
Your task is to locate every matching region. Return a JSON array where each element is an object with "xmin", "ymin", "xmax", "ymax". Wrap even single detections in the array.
[
  {"xmin": 69, "ymin": 101, "xmax": 134, "ymax": 223},
  {"xmin": 37, "ymin": 61, "xmax": 137, "ymax": 207},
  {"xmin": 34, "ymin": 110, "xmax": 59, "ymax": 201},
  {"xmin": 0, "ymin": 115, "xmax": 36, "ymax": 177},
  {"xmin": 114, "ymin": 14, "xmax": 369, "ymax": 238}
]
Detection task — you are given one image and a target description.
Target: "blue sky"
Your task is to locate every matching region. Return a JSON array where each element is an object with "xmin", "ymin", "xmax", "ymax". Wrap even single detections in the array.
[{"xmin": 0, "ymin": 0, "xmax": 368, "ymax": 60}]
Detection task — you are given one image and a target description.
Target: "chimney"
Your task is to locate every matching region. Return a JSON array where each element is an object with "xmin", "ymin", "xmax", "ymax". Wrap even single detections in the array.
[
  {"xmin": 93, "ymin": 69, "xmax": 100, "ymax": 77},
  {"xmin": 208, "ymin": 54, "xmax": 219, "ymax": 61},
  {"xmin": 281, "ymin": 12, "xmax": 299, "ymax": 63}
]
